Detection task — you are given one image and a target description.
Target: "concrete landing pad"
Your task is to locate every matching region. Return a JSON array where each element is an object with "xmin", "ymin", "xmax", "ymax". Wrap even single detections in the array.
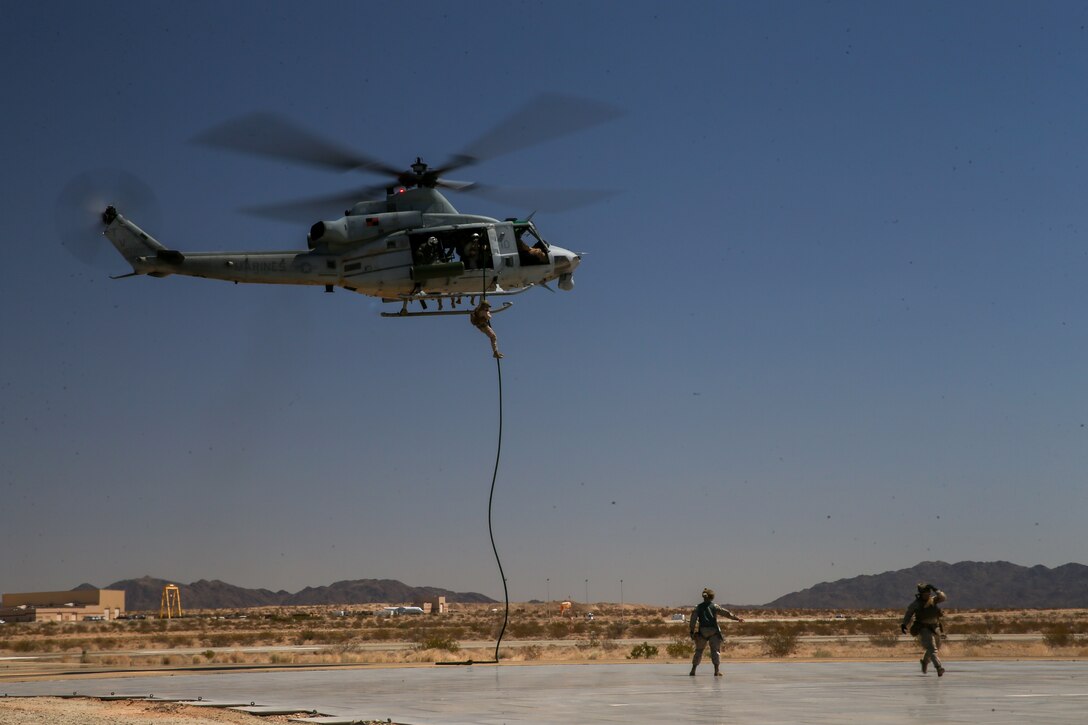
[{"xmin": 3, "ymin": 661, "xmax": 1087, "ymax": 724}]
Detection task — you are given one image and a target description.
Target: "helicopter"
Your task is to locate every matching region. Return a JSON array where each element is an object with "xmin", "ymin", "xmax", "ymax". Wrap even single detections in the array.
[{"xmin": 94, "ymin": 94, "xmax": 619, "ymax": 317}]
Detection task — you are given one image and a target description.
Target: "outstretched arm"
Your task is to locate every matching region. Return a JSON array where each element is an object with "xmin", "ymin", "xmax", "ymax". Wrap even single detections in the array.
[{"xmin": 715, "ymin": 604, "xmax": 744, "ymax": 622}]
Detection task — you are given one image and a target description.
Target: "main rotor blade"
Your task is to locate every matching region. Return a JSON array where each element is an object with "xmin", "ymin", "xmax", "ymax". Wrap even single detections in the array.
[
  {"xmin": 193, "ymin": 112, "xmax": 401, "ymax": 175},
  {"xmin": 240, "ymin": 189, "xmax": 370, "ymax": 223},
  {"xmin": 455, "ymin": 93, "xmax": 623, "ymax": 167},
  {"xmin": 453, "ymin": 184, "xmax": 616, "ymax": 213}
]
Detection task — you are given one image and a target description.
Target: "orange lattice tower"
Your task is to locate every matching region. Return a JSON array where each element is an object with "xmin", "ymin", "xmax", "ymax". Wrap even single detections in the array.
[{"xmin": 160, "ymin": 584, "xmax": 183, "ymax": 619}]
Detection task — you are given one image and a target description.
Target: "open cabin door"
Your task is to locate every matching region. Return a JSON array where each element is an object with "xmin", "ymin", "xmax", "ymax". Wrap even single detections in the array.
[{"xmin": 489, "ymin": 223, "xmax": 520, "ymax": 274}]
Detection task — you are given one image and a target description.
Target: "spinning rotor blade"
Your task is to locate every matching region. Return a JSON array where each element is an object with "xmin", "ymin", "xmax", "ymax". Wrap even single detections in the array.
[
  {"xmin": 240, "ymin": 188, "xmax": 373, "ymax": 223},
  {"xmin": 453, "ymin": 185, "xmax": 616, "ymax": 213},
  {"xmin": 56, "ymin": 169, "xmax": 161, "ymax": 269},
  {"xmin": 453, "ymin": 92, "xmax": 623, "ymax": 168},
  {"xmin": 198, "ymin": 94, "xmax": 622, "ymax": 221},
  {"xmin": 193, "ymin": 112, "xmax": 401, "ymax": 175}
]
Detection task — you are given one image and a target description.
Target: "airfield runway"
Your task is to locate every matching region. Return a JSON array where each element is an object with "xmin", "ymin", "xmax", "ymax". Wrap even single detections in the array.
[{"xmin": 3, "ymin": 661, "xmax": 1087, "ymax": 724}]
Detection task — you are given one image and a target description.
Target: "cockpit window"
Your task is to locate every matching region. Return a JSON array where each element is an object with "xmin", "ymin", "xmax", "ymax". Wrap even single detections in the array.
[{"xmin": 515, "ymin": 223, "xmax": 549, "ymax": 266}]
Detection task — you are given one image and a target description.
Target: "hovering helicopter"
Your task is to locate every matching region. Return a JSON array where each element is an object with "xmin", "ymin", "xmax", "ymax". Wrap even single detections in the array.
[{"xmin": 95, "ymin": 94, "xmax": 619, "ymax": 317}]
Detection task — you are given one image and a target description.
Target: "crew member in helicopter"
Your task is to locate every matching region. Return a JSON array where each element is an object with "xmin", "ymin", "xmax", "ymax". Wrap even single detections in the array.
[
  {"xmin": 470, "ymin": 300, "xmax": 503, "ymax": 359},
  {"xmin": 516, "ymin": 230, "xmax": 547, "ymax": 264},
  {"xmin": 462, "ymin": 232, "xmax": 482, "ymax": 269},
  {"xmin": 417, "ymin": 235, "xmax": 443, "ymax": 265}
]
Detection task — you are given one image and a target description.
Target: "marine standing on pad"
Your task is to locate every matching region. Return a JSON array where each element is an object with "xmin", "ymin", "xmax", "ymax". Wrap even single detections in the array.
[
  {"xmin": 470, "ymin": 300, "xmax": 503, "ymax": 359},
  {"xmin": 901, "ymin": 582, "xmax": 946, "ymax": 676},
  {"xmin": 689, "ymin": 587, "xmax": 744, "ymax": 676}
]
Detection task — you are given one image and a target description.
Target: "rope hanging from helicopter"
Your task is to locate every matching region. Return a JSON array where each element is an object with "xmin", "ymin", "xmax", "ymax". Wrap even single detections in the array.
[
  {"xmin": 437, "ymin": 266, "xmax": 509, "ymax": 666},
  {"xmin": 486, "ymin": 351, "xmax": 509, "ymax": 663},
  {"xmin": 481, "ymin": 270, "xmax": 511, "ymax": 663}
]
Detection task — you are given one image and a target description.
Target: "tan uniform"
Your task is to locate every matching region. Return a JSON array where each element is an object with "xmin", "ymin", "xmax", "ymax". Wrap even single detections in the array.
[
  {"xmin": 689, "ymin": 600, "xmax": 741, "ymax": 674},
  {"xmin": 470, "ymin": 303, "xmax": 502, "ymax": 358},
  {"xmin": 901, "ymin": 589, "xmax": 946, "ymax": 674}
]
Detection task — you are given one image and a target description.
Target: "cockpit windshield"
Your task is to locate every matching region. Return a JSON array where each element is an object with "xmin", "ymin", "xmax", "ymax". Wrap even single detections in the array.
[{"xmin": 515, "ymin": 222, "xmax": 550, "ymax": 266}]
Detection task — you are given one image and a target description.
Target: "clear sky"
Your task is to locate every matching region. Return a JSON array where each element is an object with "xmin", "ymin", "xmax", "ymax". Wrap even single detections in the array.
[{"xmin": 2, "ymin": 1, "xmax": 1086, "ymax": 607}]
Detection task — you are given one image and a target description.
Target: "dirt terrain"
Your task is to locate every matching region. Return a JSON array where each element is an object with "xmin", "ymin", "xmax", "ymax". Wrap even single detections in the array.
[
  {"xmin": 1, "ymin": 603, "xmax": 1084, "ymax": 722},
  {"xmin": 0, "ymin": 697, "xmax": 317, "ymax": 725}
]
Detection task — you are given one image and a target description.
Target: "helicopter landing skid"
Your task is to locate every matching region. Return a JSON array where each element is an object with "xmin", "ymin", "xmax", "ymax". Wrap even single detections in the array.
[{"xmin": 381, "ymin": 301, "xmax": 513, "ymax": 318}]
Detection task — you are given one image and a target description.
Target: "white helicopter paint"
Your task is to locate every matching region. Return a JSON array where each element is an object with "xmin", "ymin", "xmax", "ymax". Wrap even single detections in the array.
[{"xmin": 103, "ymin": 186, "xmax": 580, "ymax": 317}]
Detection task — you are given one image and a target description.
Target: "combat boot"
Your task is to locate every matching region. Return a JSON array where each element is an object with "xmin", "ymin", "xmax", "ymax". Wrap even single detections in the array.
[
  {"xmin": 936, "ymin": 666, "xmax": 945, "ymax": 677},
  {"xmin": 713, "ymin": 667, "xmax": 722, "ymax": 677},
  {"xmin": 920, "ymin": 658, "xmax": 928, "ymax": 674}
]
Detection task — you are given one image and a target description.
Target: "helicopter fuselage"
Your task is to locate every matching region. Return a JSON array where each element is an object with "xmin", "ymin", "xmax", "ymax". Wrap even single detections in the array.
[{"xmin": 103, "ymin": 188, "xmax": 580, "ymax": 307}]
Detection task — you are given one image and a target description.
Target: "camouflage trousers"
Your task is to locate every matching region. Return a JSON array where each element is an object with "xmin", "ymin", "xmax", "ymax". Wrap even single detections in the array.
[
  {"xmin": 692, "ymin": 628, "xmax": 723, "ymax": 668},
  {"xmin": 919, "ymin": 626, "xmax": 943, "ymax": 670}
]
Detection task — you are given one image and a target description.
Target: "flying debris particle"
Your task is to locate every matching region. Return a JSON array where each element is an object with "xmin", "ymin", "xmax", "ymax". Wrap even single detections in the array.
[{"xmin": 611, "ymin": 501, "xmax": 616, "ymax": 505}]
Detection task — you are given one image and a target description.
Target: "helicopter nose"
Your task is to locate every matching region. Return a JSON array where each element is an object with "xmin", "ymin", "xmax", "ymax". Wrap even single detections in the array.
[
  {"xmin": 550, "ymin": 246, "xmax": 580, "ymax": 291},
  {"xmin": 551, "ymin": 247, "xmax": 580, "ymax": 272}
]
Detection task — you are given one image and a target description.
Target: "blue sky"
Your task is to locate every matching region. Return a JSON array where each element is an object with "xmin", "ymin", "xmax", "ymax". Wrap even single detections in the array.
[{"xmin": 2, "ymin": 1, "xmax": 1086, "ymax": 607}]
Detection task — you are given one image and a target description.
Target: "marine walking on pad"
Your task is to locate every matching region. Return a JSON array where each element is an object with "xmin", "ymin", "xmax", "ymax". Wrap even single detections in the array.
[
  {"xmin": 689, "ymin": 587, "xmax": 744, "ymax": 676},
  {"xmin": 901, "ymin": 582, "xmax": 946, "ymax": 676}
]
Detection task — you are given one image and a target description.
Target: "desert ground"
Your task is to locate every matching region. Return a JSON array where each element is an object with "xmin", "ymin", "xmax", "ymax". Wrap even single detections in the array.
[{"xmin": 2, "ymin": 603, "xmax": 1085, "ymax": 723}]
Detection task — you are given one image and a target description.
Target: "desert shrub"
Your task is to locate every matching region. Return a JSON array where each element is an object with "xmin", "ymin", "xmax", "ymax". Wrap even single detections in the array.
[
  {"xmin": 964, "ymin": 633, "xmax": 993, "ymax": 647},
  {"xmin": 547, "ymin": 621, "xmax": 570, "ymax": 639},
  {"xmin": 416, "ymin": 634, "xmax": 459, "ymax": 652},
  {"xmin": 509, "ymin": 621, "xmax": 544, "ymax": 638},
  {"xmin": 7, "ymin": 638, "xmax": 57, "ymax": 653},
  {"xmin": 1043, "ymin": 625, "xmax": 1075, "ymax": 648},
  {"xmin": 813, "ymin": 649, "xmax": 832, "ymax": 658},
  {"xmin": 202, "ymin": 649, "xmax": 216, "ymax": 660},
  {"xmin": 629, "ymin": 622, "xmax": 668, "ymax": 639},
  {"xmin": 627, "ymin": 642, "xmax": 658, "ymax": 659},
  {"xmin": 522, "ymin": 645, "xmax": 543, "ymax": 660},
  {"xmin": 296, "ymin": 629, "xmax": 317, "ymax": 644},
  {"xmin": 868, "ymin": 633, "xmax": 900, "ymax": 647},
  {"xmin": 761, "ymin": 626, "xmax": 800, "ymax": 657},
  {"xmin": 666, "ymin": 638, "xmax": 694, "ymax": 658},
  {"xmin": 606, "ymin": 622, "xmax": 627, "ymax": 639}
]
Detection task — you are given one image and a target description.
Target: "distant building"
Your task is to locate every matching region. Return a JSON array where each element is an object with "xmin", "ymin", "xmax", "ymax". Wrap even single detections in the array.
[
  {"xmin": 0, "ymin": 589, "xmax": 125, "ymax": 622},
  {"xmin": 413, "ymin": 595, "xmax": 447, "ymax": 614}
]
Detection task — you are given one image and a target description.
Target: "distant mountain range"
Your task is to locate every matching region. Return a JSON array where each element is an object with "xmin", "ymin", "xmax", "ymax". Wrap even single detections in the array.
[
  {"xmin": 76, "ymin": 561, "xmax": 1087, "ymax": 611},
  {"xmin": 81, "ymin": 576, "xmax": 495, "ymax": 611},
  {"xmin": 763, "ymin": 561, "xmax": 1088, "ymax": 609}
]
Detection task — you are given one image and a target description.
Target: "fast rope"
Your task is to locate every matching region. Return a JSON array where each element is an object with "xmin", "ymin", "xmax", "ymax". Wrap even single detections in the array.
[
  {"xmin": 487, "ymin": 354, "xmax": 509, "ymax": 662},
  {"xmin": 438, "ymin": 268, "xmax": 509, "ymax": 666},
  {"xmin": 481, "ymin": 267, "xmax": 510, "ymax": 662}
]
